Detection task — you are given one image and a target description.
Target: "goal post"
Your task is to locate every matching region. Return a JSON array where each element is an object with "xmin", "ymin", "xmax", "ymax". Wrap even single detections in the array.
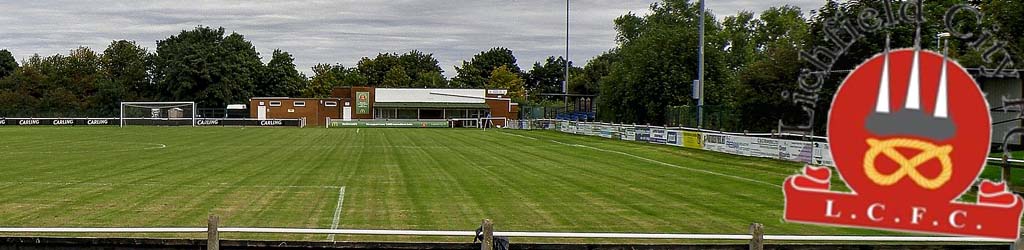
[
  {"xmin": 449, "ymin": 118, "xmax": 480, "ymax": 128},
  {"xmin": 480, "ymin": 117, "xmax": 507, "ymax": 130},
  {"xmin": 120, "ymin": 102, "xmax": 197, "ymax": 127}
]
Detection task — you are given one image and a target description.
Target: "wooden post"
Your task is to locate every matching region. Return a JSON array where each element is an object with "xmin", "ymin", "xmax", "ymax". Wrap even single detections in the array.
[
  {"xmin": 207, "ymin": 215, "xmax": 219, "ymax": 250},
  {"xmin": 480, "ymin": 219, "xmax": 494, "ymax": 250},
  {"xmin": 1004, "ymin": 154, "xmax": 1013, "ymax": 184},
  {"xmin": 748, "ymin": 223, "xmax": 764, "ymax": 250}
]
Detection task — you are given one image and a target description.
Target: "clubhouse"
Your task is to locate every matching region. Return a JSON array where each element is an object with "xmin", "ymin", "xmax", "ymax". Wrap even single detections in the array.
[{"xmin": 249, "ymin": 87, "xmax": 519, "ymax": 127}]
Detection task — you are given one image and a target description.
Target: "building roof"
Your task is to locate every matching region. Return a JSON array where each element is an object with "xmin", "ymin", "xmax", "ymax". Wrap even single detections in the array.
[
  {"xmin": 373, "ymin": 102, "xmax": 490, "ymax": 109},
  {"xmin": 375, "ymin": 88, "xmax": 486, "ymax": 103}
]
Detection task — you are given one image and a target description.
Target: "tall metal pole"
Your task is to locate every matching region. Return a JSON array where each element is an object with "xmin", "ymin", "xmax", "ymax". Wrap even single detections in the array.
[
  {"xmin": 564, "ymin": 0, "xmax": 570, "ymax": 113},
  {"xmin": 697, "ymin": 0, "xmax": 705, "ymax": 129}
]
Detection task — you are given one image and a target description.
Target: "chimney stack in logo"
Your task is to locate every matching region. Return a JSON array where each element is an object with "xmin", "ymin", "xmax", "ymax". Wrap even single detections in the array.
[{"xmin": 866, "ymin": 31, "xmax": 955, "ymax": 141}]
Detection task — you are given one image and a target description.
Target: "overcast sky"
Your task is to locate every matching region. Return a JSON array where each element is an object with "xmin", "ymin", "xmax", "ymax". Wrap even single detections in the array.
[{"xmin": 0, "ymin": 0, "xmax": 823, "ymax": 78}]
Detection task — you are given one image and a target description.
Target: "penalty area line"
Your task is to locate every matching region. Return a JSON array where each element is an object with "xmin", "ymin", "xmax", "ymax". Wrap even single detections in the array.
[
  {"xmin": 327, "ymin": 186, "xmax": 346, "ymax": 241},
  {"xmin": 550, "ymin": 140, "xmax": 780, "ymax": 188},
  {"xmin": 498, "ymin": 131, "xmax": 538, "ymax": 140}
]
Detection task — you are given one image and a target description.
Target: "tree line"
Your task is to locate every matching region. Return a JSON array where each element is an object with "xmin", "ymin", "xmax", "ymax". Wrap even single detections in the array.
[
  {"xmin": 0, "ymin": 0, "xmax": 1020, "ymax": 133},
  {"xmin": 594, "ymin": 0, "xmax": 1021, "ymax": 133},
  {"xmin": 0, "ymin": 27, "xmax": 568, "ymax": 117}
]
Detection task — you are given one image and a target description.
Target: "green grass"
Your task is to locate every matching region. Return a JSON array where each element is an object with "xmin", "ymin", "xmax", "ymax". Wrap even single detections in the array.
[{"xmin": 0, "ymin": 127, "xmax": 951, "ymax": 242}]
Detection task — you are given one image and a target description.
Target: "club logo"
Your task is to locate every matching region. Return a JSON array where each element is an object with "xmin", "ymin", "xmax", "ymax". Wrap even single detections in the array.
[{"xmin": 783, "ymin": 35, "xmax": 1024, "ymax": 239}]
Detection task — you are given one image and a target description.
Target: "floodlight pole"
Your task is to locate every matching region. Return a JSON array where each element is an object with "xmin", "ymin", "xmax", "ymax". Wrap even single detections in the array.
[
  {"xmin": 564, "ymin": 0, "xmax": 570, "ymax": 113},
  {"xmin": 697, "ymin": 0, "xmax": 706, "ymax": 129}
]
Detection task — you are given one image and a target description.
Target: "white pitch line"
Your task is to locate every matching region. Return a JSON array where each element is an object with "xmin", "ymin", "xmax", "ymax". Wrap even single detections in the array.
[
  {"xmin": 550, "ymin": 140, "xmax": 781, "ymax": 188},
  {"xmin": 356, "ymin": 128, "xmax": 360, "ymax": 133},
  {"xmin": 148, "ymin": 144, "xmax": 168, "ymax": 150},
  {"xmin": 327, "ymin": 186, "xmax": 346, "ymax": 241},
  {"xmin": 0, "ymin": 142, "xmax": 168, "ymax": 154},
  {"xmin": 498, "ymin": 131, "xmax": 538, "ymax": 140}
]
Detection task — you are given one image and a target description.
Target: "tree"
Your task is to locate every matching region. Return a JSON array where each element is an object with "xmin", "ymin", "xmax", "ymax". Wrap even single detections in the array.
[
  {"xmin": 486, "ymin": 65, "xmax": 526, "ymax": 102},
  {"xmin": 152, "ymin": 26, "xmax": 263, "ymax": 108},
  {"xmin": 304, "ymin": 63, "xmax": 344, "ymax": 98},
  {"xmin": 598, "ymin": 0, "xmax": 728, "ymax": 125},
  {"xmin": 526, "ymin": 56, "xmax": 580, "ymax": 95},
  {"xmin": 413, "ymin": 71, "xmax": 447, "ymax": 88},
  {"xmin": 356, "ymin": 50, "xmax": 445, "ymax": 87},
  {"xmin": 979, "ymin": 0, "xmax": 1024, "ymax": 67},
  {"xmin": 0, "ymin": 48, "xmax": 104, "ymax": 117},
  {"xmin": 726, "ymin": 6, "xmax": 811, "ymax": 132},
  {"xmin": 0, "ymin": 49, "xmax": 16, "ymax": 79},
  {"xmin": 356, "ymin": 53, "xmax": 400, "ymax": 86},
  {"xmin": 60, "ymin": 47, "xmax": 104, "ymax": 116},
  {"xmin": 259, "ymin": 49, "xmax": 306, "ymax": 97},
  {"xmin": 96, "ymin": 40, "xmax": 152, "ymax": 116},
  {"xmin": 0, "ymin": 55, "xmax": 45, "ymax": 116},
  {"xmin": 614, "ymin": 13, "xmax": 646, "ymax": 44},
  {"xmin": 452, "ymin": 47, "xmax": 521, "ymax": 88},
  {"xmin": 399, "ymin": 50, "xmax": 447, "ymax": 88},
  {"xmin": 571, "ymin": 51, "xmax": 619, "ymax": 95},
  {"xmin": 381, "ymin": 66, "xmax": 412, "ymax": 87},
  {"xmin": 337, "ymin": 66, "xmax": 369, "ymax": 87},
  {"xmin": 721, "ymin": 11, "xmax": 759, "ymax": 71}
]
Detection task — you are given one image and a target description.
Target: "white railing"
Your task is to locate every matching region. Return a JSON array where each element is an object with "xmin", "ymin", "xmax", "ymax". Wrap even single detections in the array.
[{"xmin": 512, "ymin": 119, "xmax": 1024, "ymax": 169}]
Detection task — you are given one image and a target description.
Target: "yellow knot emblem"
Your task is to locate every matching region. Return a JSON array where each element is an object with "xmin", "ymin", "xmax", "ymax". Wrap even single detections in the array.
[{"xmin": 863, "ymin": 138, "xmax": 953, "ymax": 190}]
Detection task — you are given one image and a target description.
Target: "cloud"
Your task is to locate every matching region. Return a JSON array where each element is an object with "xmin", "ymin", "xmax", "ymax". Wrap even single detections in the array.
[
  {"xmin": 0, "ymin": 0, "xmax": 824, "ymax": 78},
  {"xmin": 705, "ymin": 0, "xmax": 822, "ymax": 19}
]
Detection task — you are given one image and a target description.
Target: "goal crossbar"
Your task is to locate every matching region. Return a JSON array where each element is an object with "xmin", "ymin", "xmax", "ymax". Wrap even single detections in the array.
[{"xmin": 120, "ymin": 101, "xmax": 197, "ymax": 127}]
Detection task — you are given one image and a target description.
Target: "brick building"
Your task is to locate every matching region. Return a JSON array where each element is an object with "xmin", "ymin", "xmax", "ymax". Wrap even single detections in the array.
[
  {"xmin": 248, "ymin": 97, "xmax": 341, "ymax": 127},
  {"xmin": 251, "ymin": 87, "xmax": 518, "ymax": 127}
]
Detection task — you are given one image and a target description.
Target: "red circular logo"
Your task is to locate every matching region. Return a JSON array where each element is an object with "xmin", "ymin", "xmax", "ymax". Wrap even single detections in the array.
[{"xmin": 828, "ymin": 49, "xmax": 990, "ymax": 202}]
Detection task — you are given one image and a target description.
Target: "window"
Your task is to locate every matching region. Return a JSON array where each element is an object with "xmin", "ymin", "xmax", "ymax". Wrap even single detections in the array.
[
  {"xmin": 325, "ymin": 101, "xmax": 338, "ymax": 107},
  {"xmin": 269, "ymin": 101, "xmax": 282, "ymax": 107},
  {"xmin": 374, "ymin": 109, "xmax": 398, "ymax": 119},
  {"xmin": 294, "ymin": 101, "xmax": 306, "ymax": 107},
  {"xmin": 398, "ymin": 109, "xmax": 418, "ymax": 119}
]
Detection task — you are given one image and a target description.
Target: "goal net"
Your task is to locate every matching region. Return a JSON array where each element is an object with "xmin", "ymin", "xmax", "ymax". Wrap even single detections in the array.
[
  {"xmin": 120, "ymin": 102, "xmax": 196, "ymax": 127},
  {"xmin": 481, "ymin": 117, "xmax": 507, "ymax": 129}
]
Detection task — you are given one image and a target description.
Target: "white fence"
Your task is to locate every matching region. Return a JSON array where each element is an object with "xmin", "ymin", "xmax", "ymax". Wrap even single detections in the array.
[
  {"xmin": 508, "ymin": 119, "xmax": 835, "ymax": 166},
  {"xmin": 508, "ymin": 119, "xmax": 1022, "ymax": 168}
]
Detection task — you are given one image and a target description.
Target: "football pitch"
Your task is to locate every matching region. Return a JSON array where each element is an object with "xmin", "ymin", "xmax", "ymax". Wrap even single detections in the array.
[{"xmin": 0, "ymin": 127, "xmax": 934, "ymax": 242}]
